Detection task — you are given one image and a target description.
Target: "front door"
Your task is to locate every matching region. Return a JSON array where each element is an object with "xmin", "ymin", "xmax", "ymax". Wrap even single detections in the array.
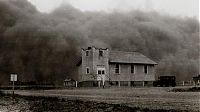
[{"xmin": 97, "ymin": 67, "xmax": 106, "ymax": 86}]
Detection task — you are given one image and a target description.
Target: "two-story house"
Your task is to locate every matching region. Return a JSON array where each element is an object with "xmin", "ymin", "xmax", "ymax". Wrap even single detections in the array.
[{"xmin": 76, "ymin": 46, "xmax": 157, "ymax": 87}]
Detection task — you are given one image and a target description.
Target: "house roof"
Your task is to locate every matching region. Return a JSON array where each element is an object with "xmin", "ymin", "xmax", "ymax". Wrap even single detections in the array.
[
  {"xmin": 109, "ymin": 51, "xmax": 157, "ymax": 65},
  {"xmin": 64, "ymin": 78, "xmax": 75, "ymax": 82}
]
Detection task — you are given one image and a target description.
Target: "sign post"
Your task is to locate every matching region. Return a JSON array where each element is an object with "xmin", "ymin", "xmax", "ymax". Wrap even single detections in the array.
[{"xmin": 10, "ymin": 74, "xmax": 17, "ymax": 95}]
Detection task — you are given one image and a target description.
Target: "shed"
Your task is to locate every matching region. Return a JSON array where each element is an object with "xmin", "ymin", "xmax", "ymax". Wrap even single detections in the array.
[{"xmin": 64, "ymin": 78, "xmax": 75, "ymax": 87}]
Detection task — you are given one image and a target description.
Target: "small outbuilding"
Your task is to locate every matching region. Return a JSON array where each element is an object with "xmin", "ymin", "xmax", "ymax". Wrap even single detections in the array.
[{"xmin": 64, "ymin": 78, "xmax": 75, "ymax": 87}]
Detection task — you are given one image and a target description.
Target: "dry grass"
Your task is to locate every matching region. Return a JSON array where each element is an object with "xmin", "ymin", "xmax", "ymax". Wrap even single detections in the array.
[
  {"xmin": 2, "ymin": 87, "xmax": 200, "ymax": 112},
  {"xmin": 171, "ymin": 86, "xmax": 200, "ymax": 92}
]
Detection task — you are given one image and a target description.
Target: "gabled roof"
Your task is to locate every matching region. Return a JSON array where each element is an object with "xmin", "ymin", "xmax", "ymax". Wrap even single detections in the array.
[
  {"xmin": 64, "ymin": 78, "xmax": 75, "ymax": 82},
  {"xmin": 109, "ymin": 51, "xmax": 157, "ymax": 65}
]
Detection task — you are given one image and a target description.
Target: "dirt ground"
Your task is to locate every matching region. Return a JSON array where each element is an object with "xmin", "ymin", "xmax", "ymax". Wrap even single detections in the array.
[{"xmin": 1, "ymin": 87, "xmax": 200, "ymax": 112}]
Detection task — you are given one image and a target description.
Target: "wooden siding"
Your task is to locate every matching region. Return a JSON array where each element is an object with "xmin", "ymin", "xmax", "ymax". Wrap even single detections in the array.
[
  {"xmin": 80, "ymin": 47, "xmax": 109, "ymax": 81},
  {"xmin": 109, "ymin": 64, "xmax": 155, "ymax": 81},
  {"xmin": 77, "ymin": 47, "xmax": 156, "ymax": 82}
]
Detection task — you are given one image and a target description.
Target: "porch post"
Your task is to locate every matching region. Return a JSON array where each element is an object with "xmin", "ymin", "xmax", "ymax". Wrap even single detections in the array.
[
  {"xmin": 98, "ymin": 81, "xmax": 101, "ymax": 87},
  {"xmin": 128, "ymin": 81, "xmax": 131, "ymax": 87},
  {"xmin": 75, "ymin": 81, "xmax": 78, "ymax": 87}
]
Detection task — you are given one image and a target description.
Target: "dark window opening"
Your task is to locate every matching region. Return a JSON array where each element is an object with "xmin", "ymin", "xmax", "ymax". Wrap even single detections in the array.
[
  {"xmin": 86, "ymin": 51, "xmax": 89, "ymax": 56},
  {"xmin": 98, "ymin": 70, "xmax": 101, "ymax": 74},
  {"xmin": 86, "ymin": 68, "xmax": 89, "ymax": 74},
  {"xmin": 144, "ymin": 65, "xmax": 148, "ymax": 74},
  {"xmin": 131, "ymin": 64, "xmax": 134, "ymax": 74},
  {"xmin": 98, "ymin": 70, "xmax": 105, "ymax": 75},
  {"xmin": 115, "ymin": 64, "xmax": 120, "ymax": 74},
  {"xmin": 99, "ymin": 50, "xmax": 103, "ymax": 56},
  {"xmin": 116, "ymin": 81, "xmax": 118, "ymax": 85}
]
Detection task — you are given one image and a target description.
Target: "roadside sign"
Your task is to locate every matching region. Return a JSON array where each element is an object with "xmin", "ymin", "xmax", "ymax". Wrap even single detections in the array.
[
  {"xmin": 10, "ymin": 74, "xmax": 17, "ymax": 95},
  {"xmin": 10, "ymin": 74, "xmax": 17, "ymax": 81}
]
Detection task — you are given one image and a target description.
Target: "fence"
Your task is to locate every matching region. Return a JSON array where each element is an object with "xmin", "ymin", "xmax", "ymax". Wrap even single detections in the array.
[{"xmin": 176, "ymin": 81, "xmax": 196, "ymax": 86}]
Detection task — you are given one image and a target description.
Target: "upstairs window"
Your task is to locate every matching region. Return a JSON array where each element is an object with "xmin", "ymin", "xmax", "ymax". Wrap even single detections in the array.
[
  {"xmin": 97, "ymin": 70, "xmax": 105, "ymax": 75},
  {"xmin": 86, "ymin": 51, "xmax": 89, "ymax": 56},
  {"xmin": 102, "ymin": 70, "xmax": 105, "ymax": 74},
  {"xmin": 86, "ymin": 67, "xmax": 90, "ymax": 74},
  {"xmin": 98, "ymin": 70, "xmax": 101, "ymax": 74},
  {"xmin": 144, "ymin": 65, "xmax": 148, "ymax": 74},
  {"xmin": 99, "ymin": 50, "xmax": 103, "ymax": 56},
  {"xmin": 97, "ymin": 67, "xmax": 106, "ymax": 75},
  {"xmin": 131, "ymin": 64, "xmax": 135, "ymax": 74},
  {"xmin": 115, "ymin": 64, "xmax": 120, "ymax": 74}
]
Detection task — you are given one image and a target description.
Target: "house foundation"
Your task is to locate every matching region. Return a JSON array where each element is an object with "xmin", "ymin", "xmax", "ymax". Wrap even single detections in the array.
[{"xmin": 79, "ymin": 81, "xmax": 154, "ymax": 87}]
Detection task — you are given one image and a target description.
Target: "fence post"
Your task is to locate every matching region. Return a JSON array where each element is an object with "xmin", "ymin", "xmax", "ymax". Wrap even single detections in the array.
[
  {"xmin": 143, "ymin": 81, "xmax": 145, "ymax": 87},
  {"xmin": 182, "ymin": 81, "xmax": 185, "ymax": 86},
  {"xmin": 75, "ymin": 81, "xmax": 78, "ymax": 88},
  {"xmin": 128, "ymin": 81, "xmax": 131, "ymax": 87},
  {"xmin": 193, "ymin": 81, "xmax": 195, "ymax": 86},
  {"xmin": 98, "ymin": 81, "xmax": 101, "ymax": 87}
]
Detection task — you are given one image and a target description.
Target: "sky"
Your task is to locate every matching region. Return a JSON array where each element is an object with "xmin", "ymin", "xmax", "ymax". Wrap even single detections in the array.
[{"xmin": 28, "ymin": 0, "xmax": 199, "ymax": 18}]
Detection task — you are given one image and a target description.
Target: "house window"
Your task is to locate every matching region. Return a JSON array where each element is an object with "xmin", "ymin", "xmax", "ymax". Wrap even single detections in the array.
[
  {"xmin": 144, "ymin": 65, "xmax": 148, "ymax": 74},
  {"xmin": 115, "ymin": 64, "xmax": 120, "ymax": 74},
  {"xmin": 97, "ymin": 68, "xmax": 106, "ymax": 81},
  {"xmin": 99, "ymin": 50, "xmax": 103, "ymax": 56},
  {"xmin": 98, "ymin": 70, "xmax": 105, "ymax": 74},
  {"xmin": 86, "ymin": 51, "xmax": 89, "ymax": 56},
  {"xmin": 102, "ymin": 70, "xmax": 105, "ymax": 74},
  {"xmin": 131, "ymin": 64, "xmax": 135, "ymax": 74},
  {"xmin": 86, "ymin": 67, "xmax": 90, "ymax": 74},
  {"xmin": 98, "ymin": 70, "xmax": 101, "ymax": 74}
]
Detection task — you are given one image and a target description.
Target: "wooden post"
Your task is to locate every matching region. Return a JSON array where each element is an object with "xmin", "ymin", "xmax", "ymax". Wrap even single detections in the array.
[
  {"xmin": 128, "ymin": 81, "xmax": 131, "ymax": 87},
  {"xmin": 75, "ymin": 81, "xmax": 78, "ymax": 88},
  {"xmin": 118, "ymin": 81, "xmax": 120, "ymax": 87},
  {"xmin": 143, "ymin": 81, "xmax": 145, "ymax": 87},
  {"xmin": 193, "ymin": 81, "xmax": 195, "ymax": 86},
  {"xmin": 98, "ymin": 81, "xmax": 101, "ymax": 87},
  {"xmin": 102, "ymin": 75, "xmax": 105, "ymax": 88},
  {"xmin": 102, "ymin": 81, "xmax": 105, "ymax": 88},
  {"xmin": 12, "ymin": 80, "xmax": 14, "ymax": 95}
]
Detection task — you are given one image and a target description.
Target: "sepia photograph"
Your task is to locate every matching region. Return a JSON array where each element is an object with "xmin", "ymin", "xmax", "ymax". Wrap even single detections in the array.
[{"xmin": 0, "ymin": 0, "xmax": 199, "ymax": 111}]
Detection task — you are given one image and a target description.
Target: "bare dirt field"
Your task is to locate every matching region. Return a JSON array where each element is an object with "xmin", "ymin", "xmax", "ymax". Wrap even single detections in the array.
[{"xmin": 1, "ymin": 87, "xmax": 200, "ymax": 112}]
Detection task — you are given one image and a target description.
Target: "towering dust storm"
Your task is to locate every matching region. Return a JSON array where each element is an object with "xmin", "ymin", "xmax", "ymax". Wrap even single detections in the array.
[{"xmin": 0, "ymin": 0, "xmax": 199, "ymax": 84}]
